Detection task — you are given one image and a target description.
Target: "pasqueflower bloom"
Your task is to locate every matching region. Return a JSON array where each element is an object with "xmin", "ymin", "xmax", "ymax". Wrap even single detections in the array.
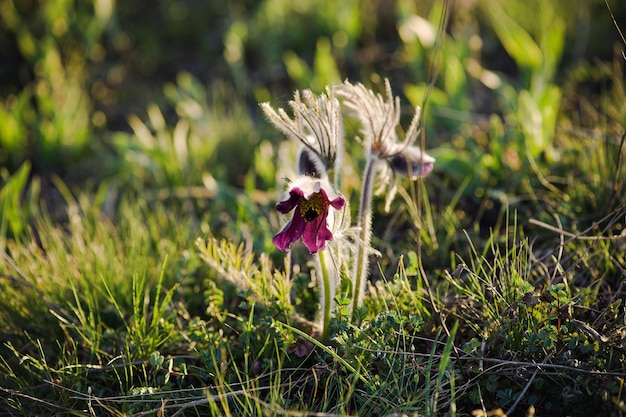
[{"xmin": 273, "ymin": 177, "xmax": 345, "ymax": 254}]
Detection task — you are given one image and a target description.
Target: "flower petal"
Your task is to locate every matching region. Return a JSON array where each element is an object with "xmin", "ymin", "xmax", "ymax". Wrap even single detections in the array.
[
  {"xmin": 302, "ymin": 210, "xmax": 333, "ymax": 253},
  {"xmin": 290, "ymin": 176, "xmax": 322, "ymax": 199},
  {"xmin": 317, "ymin": 188, "xmax": 345, "ymax": 211},
  {"xmin": 272, "ymin": 208, "xmax": 306, "ymax": 251},
  {"xmin": 276, "ymin": 187, "xmax": 304, "ymax": 214},
  {"xmin": 329, "ymin": 195, "xmax": 345, "ymax": 210}
]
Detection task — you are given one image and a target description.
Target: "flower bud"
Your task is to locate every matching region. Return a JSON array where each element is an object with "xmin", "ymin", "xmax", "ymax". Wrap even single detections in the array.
[
  {"xmin": 388, "ymin": 145, "xmax": 435, "ymax": 180},
  {"xmin": 297, "ymin": 146, "xmax": 327, "ymax": 179}
]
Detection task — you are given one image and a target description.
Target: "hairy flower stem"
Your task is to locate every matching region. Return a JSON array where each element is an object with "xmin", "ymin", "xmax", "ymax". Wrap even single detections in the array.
[
  {"xmin": 318, "ymin": 249, "xmax": 333, "ymax": 344},
  {"xmin": 351, "ymin": 155, "xmax": 378, "ymax": 320}
]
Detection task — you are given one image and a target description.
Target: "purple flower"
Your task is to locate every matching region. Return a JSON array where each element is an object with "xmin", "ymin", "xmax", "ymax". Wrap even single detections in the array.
[{"xmin": 273, "ymin": 177, "xmax": 345, "ymax": 254}]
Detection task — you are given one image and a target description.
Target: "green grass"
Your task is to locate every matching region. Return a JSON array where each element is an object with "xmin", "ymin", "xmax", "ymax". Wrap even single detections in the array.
[{"xmin": 1, "ymin": 0, "xmax": 626, "ymax": 415}]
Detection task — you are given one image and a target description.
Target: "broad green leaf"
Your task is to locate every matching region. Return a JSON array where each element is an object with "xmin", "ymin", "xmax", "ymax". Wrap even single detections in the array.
[
  {"xmin": 283, "ymin": 50, "xmax": 312, "ymax": 87},
  {"xmin": 518, "ymin": 90, "xmax": 544, "ymax": 157},
  {"xmin": 538, "ymin": 16, "xmax": 566, "ymax": 87},
  {"xmin": 428, "ymin": 147, "xmax": 476, "ymax": 182},
  {"xmin": 404, "ymin": 83, "xmax": 449, "ymax": 108},
  {"xmin": 313, "ymin": 37, "xmax": 341, "ymax": 92},
  {"xmin": 481, "ymin": 1, "xmax": 542, "ymax": 71}
]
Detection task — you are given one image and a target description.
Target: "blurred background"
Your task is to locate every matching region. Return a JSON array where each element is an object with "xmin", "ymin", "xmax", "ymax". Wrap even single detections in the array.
[
  {"xmin": 1, "ymin": 0, "xmax": 623, "ymax": 172},
  {"xmin": 0, "ymin": 0, "xmax": 625, "ymax": 256}
]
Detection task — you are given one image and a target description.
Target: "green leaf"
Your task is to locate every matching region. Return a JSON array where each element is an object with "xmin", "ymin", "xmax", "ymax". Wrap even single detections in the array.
[
  {"xmin": 537, "ymin": 8, "xmax": 566, "ymax": 84},
  {"xmin": 313, "ymin": 37, "xmax": 341, "ymax": 92},
  {"xmin": 428, "ymin": 147, "xmax": 476, "ymax": 181},
  {"xmin": 404, "ymin": 82, "xmax": 449, "ymax": 108},
  {"xmin": 283, "ymin": 50, "xmax": 312, "ymax": 86},
  {"xmin": 481, "ymin": 1, "xmax": 542, "ymax": 71}
]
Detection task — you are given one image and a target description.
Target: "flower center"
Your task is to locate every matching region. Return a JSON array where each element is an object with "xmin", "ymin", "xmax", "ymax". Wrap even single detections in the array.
[{"xmin": 299, "ymin": 192, "xmax": 325, "ymax": 222}]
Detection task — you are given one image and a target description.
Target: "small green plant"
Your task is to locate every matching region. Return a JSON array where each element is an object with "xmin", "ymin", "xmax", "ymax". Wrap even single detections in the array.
[
  {"xmin": 112, "ymin": 72, "xmax": 259, "ymax": 191},
  {"xmin": 449, "ymin": 205, "xmax": 626, "ymax": 415},
  {"xmin": 0, "ymin": 186, "xmax": 197, "ymax": 406},
  {"xmin": 0, "ymin": 162, "xmax": 38, "ymax": 249},
  {"xmin": 0, "ymin": 0, "xmax": 113, "ymax": 171}
]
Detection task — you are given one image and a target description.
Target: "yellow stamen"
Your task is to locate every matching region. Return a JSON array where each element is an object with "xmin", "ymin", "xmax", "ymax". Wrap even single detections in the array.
[{"xmin": 299, "ymin": 192, "xmax": 325, "ymax": 221}]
